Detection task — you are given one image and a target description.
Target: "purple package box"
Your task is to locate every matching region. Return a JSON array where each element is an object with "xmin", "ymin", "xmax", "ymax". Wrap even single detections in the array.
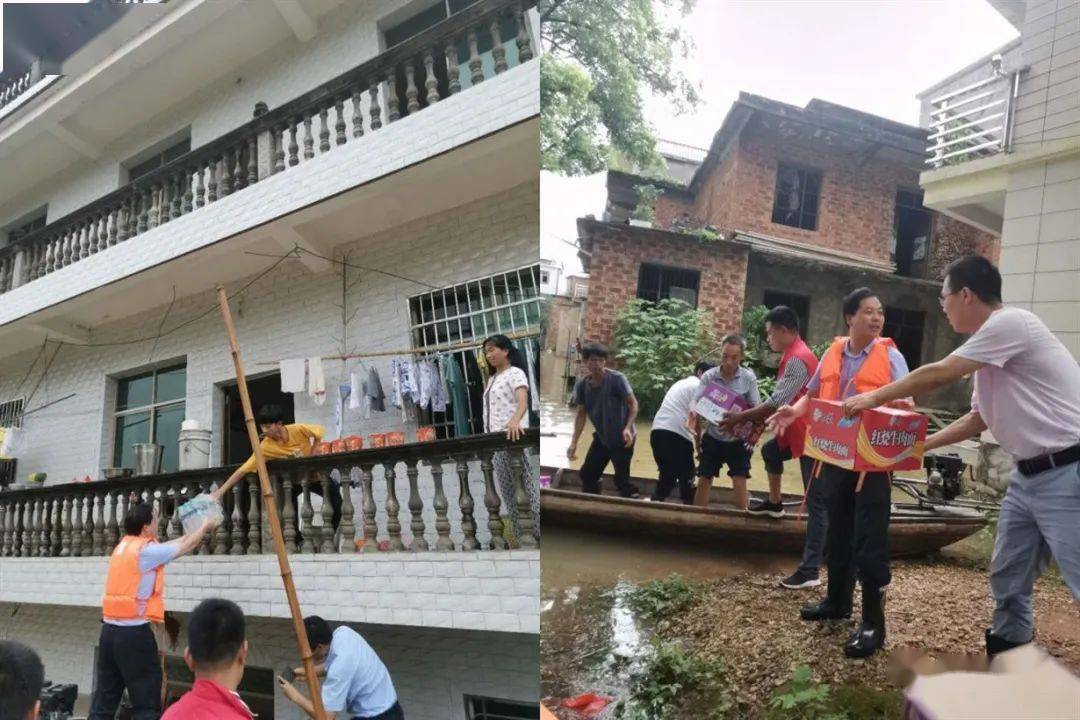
[{"xmin": 694, "ymin": 382, "xmax": 751, "ymax": 424}]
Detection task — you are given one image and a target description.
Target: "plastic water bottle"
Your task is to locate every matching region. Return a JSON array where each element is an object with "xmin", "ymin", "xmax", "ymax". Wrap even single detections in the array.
[{"xmin": 178, "ymin": 493, "xmax": 224, "ymax": 536}]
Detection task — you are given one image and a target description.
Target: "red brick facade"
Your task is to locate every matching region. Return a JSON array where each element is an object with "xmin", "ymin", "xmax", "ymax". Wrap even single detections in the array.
[
  {"xmin": 581, "ymin": 226, "xmax": 750, "ymax": 348},
  {"xmin": 652, "ymin": 118, "xmax": 999, "ymax": 270},
  {"xmin": 582, "ymin": 110, "xmax": 1000, "ymax": 354},
  {"xmin": 929, "ymin": 214, "xmax": 1001, "ymax": 279},
  {"xmin": 653, "ymin": 194, "xmax": 694, "ymax": 229}
]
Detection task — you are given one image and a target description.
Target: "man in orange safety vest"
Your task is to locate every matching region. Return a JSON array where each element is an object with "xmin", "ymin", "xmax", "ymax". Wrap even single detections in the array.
[
  {"xmin": 89, "ymin": 500, "xmax": 219, "ymax": 720},
  {"xmin": 769, "ymin": 287, "xmax": 913, "ymax": 659}
]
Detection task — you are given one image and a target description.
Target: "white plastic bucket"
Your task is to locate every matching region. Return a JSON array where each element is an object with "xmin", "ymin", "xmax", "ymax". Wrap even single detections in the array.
[{"xmin": 178, "ymin": 428, "xmax": 212, "ymax": 471}]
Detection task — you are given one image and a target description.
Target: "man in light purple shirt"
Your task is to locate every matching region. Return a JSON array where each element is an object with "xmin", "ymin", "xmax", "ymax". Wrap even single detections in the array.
[{"xmin": 843, "ymin": 255, "xmax": 1080, "ymax": 656}]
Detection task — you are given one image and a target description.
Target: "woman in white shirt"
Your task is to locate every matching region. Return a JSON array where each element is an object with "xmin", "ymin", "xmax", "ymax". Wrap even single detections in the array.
[{"xmin": 482, "ymin": 334, "xmax": 539, "ymax": 542}]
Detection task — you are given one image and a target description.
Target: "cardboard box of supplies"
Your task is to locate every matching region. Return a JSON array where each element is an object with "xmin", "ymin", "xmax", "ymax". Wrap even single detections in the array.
[
  {"xmin": 802, "ymin": 399, "xmax": 927, "ymax": 472},
  {"xmin": 694, "ymin": 382, "xmax": 750, "ymax": 425}
]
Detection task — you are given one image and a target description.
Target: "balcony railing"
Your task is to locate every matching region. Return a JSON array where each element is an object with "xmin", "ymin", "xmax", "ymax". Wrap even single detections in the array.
[
  {"xmin": 0, "ymin": 0, "xmax": 535, "ymax": 295},
  {"xmin": 0, "ymin": 430, "xmax": 539, "ymax": 558},
  {"xmin": 0, "ymin": 58, "xmax": 62, "ymax": 119},
  {"xmin": 926, "ymin": 69, "xmax": 1022, "ymax": 169}
]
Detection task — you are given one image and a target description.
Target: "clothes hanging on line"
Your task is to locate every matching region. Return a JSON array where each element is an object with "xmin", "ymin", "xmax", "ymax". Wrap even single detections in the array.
[
  {"xmin": 432, "ymin": 356, "xmax": 449, "ymax": 413},
  {"xmin": 280, "ymin": 359, "xmax": 306, "ymax": 393},
  {"xmin": 365, "ymin": 366, "xmax": 386, "ymax": 413},
  {"xmin": 349, "ymin": 372, "xmax": 362, "ymax": 410},
  {"xmin": 418, "ymin": 361, "xmax": 435, "ymax": 410},
  {"xmin": 404, "ymin": 359, "xmax": 421, "ymax": 406},
  {"xmin": 389, "ymin": 359, "xmax": 401, "ymax": 408},
  {"xmin": 445, "ymin": 354, "xmax": 472, "ymax": 437},
  {"xmin": 308, "ymin": 356, "xmax": 326, "ymax": 406},
  {"xmin": 335, "ymin": 384, "xmax": 350, "ymax": 439}
]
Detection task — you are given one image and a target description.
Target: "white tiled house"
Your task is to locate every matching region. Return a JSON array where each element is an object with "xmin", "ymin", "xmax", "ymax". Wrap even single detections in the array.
[
  {"xmin": 0, "ymin": 2, "xmax": 541, "ymax": 718},
  {"xmin": 918, "ymin": 0, "xmax": 1080, "ymax": 358}
]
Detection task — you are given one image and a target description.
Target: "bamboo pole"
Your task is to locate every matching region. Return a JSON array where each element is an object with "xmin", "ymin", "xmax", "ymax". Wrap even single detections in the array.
[{"xmin": 216, "ymin": 287, "xmax": 329, "ymax": 720}]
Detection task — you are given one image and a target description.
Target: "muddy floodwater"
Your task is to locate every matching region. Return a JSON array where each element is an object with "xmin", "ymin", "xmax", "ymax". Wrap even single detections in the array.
[{"xmin": 541, "ymin": 526, "xmax": 799, "ymax": 717}]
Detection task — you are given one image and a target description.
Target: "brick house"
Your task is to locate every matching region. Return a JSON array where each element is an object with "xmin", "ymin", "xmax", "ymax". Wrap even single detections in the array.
[
  {"xmin": 0, "ymin": 2, "xmax": 539, "ymax": 718},
  {"xmin": 578, "ymin": 93, "xmax": 999, "ymax": 407}
]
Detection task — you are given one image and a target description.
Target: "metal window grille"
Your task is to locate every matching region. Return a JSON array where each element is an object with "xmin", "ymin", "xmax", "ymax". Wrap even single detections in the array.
[
  {"xmin": 464, "ymin": 695, "xmax": 539, "ymax": 720},
  {"xmin": 771, "ymin": 163, "xmax": 821, "ymax": 231},
  {"xmin": 636, "ymin": 262, "xmax": 701, "ymax": 307},
  {"xmin": 408, "ymin": 264, "xmax": 541, "ymax": 438}
]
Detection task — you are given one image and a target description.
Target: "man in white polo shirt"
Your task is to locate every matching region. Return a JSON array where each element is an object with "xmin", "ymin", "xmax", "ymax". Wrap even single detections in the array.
[
  {"xmin": 649, "ymin": 361, "xmax": 715, "ymax": 504},
  {"xmin": 842, "ymin": 254, "xmax": 1080, "ymax": 655}
]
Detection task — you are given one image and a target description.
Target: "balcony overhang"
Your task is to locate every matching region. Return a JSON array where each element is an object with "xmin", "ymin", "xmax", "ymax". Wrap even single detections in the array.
[
  {"xmin": 0, "ymin": 0, "xmax": 347, "ymax": 203},
  {"xmin": 0, "ymin": 114, "xmax": 538, "ymax": 361},
  {"xmin": 920, "ymin": 134, "xmax": 1080, "ymax": 237}
]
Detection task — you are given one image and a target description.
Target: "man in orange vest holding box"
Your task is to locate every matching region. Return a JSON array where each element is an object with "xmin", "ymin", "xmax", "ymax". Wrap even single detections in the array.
[
  {"xmin": 843, "ymin": 255, "xmax": 1080, "ymax": 657},
  {"xmin": 769, "ymin": 288, "xmax": 911, "ymax": 658},
  {"xmin": 89, "ymin": 501, "xmax": 219, "ymax": 720}
]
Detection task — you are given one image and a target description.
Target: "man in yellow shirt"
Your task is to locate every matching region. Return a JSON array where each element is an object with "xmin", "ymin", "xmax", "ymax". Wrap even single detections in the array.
[{"xmin": 223, "ymin": 405, "xmax": 341, "ymax": 534}]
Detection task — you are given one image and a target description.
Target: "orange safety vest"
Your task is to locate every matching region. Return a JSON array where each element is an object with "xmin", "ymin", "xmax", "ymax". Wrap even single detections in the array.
[
  {"xmin": 817, "ymin": 336, "xmax": 897, "ymax": 401},
  {"xmin": 102, "ymin": 535, "xmax": 165, "ymax": 623}
]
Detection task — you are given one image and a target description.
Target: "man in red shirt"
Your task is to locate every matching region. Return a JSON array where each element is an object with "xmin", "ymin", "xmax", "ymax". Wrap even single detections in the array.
[{"xmin": 162, "ymin": 598, "xmax": 253, "ymax": 720}]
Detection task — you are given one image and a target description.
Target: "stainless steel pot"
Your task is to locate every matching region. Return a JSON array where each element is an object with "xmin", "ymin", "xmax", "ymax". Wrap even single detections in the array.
[{"xmin": 132, "ymin": 443, "xmax": 163, "ymax": 476}]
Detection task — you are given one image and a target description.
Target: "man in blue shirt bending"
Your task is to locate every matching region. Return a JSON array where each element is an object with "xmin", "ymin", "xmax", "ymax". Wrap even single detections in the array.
[{"xmin": 278, "ymin": 616, "xmax": 402, "ymax": 720}]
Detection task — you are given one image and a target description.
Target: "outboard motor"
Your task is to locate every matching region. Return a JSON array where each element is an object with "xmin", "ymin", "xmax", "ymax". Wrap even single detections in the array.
[
  {"xmin": 924, "ymin": 453, "xmax": 966, "ymax": 501},
  {"xmin": 38, "ymin": 681, "xmax": 78, "ymax": 720}
]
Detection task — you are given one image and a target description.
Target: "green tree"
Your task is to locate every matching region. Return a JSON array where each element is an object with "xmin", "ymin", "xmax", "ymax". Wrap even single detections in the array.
[
  {"xmin": 613, "ymin": 298, "xmax": 714, "ymax": 418},
  {"xmin": 540, "ymin": 0, "xmax": 701, "ymax": 175}
]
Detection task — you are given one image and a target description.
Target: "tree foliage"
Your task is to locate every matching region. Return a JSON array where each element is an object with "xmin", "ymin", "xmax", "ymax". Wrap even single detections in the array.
[
  {"xmin": 540, "ymin": 0, "xmax": 701, "ymax": 175},
  {"xmin": 613, "ymin": 298, "xmax": 714, "ymax": 418}
]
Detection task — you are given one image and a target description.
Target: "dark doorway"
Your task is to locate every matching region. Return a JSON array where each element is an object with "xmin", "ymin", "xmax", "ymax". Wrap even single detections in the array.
[
  {"xmin": 884, "ymin": 307, "xmax": 925, "ymax": 370},
  {"xmin": 163, "ymin": 655, "xmax": 274, "ymax": 718},
  {"xmin": 763, "ymin": 290, "xmax": 811, "ymax": 339},
  {"xmin": 894, "ymin": 189, "xmax": 932, "ymax": 278},
  {"xmin": 221, "ymin": 373, "xmax": 294, "ymax": 466}
]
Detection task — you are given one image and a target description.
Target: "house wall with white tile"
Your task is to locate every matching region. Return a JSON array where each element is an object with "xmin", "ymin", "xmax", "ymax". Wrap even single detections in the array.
[{"xmin": 0, "ymin": 599, "xmax": 539, "ymax": 720}]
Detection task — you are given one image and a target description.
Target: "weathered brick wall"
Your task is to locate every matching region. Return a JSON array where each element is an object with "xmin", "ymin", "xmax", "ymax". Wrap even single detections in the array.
[
  {"xmin": 690, "ymin": 146, "xmax": 739, "ymax": 231},
  {"xmin": 653, "ymin": 193, "xmax": 695, "ymax": 229},
  {"xmin": 693, "ymin": 121, "xmax": 920, "ymax": 263},
  {"xmin": 929, "ymin": 214, "xmax": 1001, "ymax": 279},
  {"xmin": 582, "ymin": 227, "xmax": 749, "ymax": 349}
]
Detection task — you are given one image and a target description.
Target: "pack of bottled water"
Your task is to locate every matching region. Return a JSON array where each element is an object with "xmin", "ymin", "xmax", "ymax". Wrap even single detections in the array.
[{"xmin": 179, "ymin": 493, "xmax": 224, "ymax": 536}]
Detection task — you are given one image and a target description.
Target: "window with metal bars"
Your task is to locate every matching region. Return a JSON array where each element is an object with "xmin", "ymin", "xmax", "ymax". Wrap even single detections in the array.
[
  {"xmin": 464, "ymin": 695, "xmax": 539, "ymax": 720},
  {"xmin": 408, "ymin": 264, "xmax": 541, "ymax": 439},
  {"xmin": 636, "ymin": 262, "xmax": 700, "ymax": 307},
  {"xmin": 0, "ymin": 397, "xmax": 24, "ymax": 486},
  {"xmin": 771, "ymin": 163, "xmax": 822, "ymax": 231}
]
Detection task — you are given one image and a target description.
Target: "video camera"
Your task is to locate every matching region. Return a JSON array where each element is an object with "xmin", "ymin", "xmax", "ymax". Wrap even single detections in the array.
[{"xmin": 38, "ymin": 680, "xmax": 78, "ymax": 720}]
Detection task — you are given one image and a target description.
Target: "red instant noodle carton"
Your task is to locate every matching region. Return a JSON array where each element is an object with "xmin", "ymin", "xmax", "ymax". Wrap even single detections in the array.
[{"xmin": 803, "ymin": 399, "xmax": 927, "ymax": 472}]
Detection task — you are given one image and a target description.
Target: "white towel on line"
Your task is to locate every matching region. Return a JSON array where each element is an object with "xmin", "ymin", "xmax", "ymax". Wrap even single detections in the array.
[
  {"xmin": 349, "ymin": 372, "xmax": 362, "ymax": 410},
  {"xmin": 280, "ymin": 358, "xmax": 306, "ymax": 393},
  {"xmin": 308, "ymin": 356, "xmax": 326, "ymax": 405}
]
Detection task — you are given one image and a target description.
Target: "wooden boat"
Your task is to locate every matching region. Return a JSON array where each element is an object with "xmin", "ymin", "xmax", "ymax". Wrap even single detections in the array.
[{"xmin": 540, "ymin": 467, "xmax": 988, "ymax": 557}]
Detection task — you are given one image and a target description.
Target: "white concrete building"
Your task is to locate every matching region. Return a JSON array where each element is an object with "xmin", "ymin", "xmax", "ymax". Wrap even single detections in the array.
[
  {"xmin": 538, "ymin": 258, "xmax": 561, "ymax": 295},
  {"xmin": 0, "ymin": 2, "xmax": 540, "ymax": 718},
  {"xmin": 918, "ymin": 0, "xmax": 1080, "ymax": 357}
]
